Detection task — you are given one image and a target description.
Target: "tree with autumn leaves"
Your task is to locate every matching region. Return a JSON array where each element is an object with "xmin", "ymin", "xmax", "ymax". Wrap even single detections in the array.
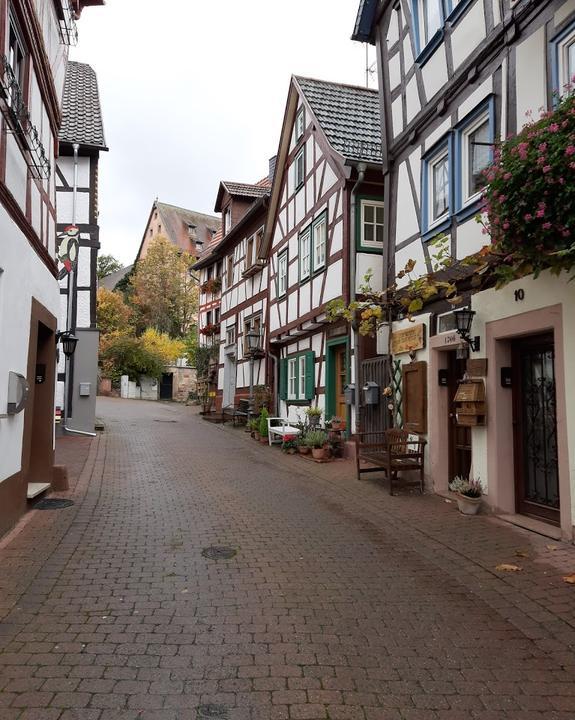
[{"xmin": 97, "ymin": 237, "xmax": 199, "ymax": 383}]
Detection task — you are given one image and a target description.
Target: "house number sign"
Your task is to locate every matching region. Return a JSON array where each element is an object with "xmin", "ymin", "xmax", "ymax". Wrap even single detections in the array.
[{"xmin": 514, "ymin": 289, "xmax": 525, "ymax": 302}]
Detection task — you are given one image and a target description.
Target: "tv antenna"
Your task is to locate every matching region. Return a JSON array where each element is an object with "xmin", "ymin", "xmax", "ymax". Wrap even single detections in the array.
[{"xmin": 365, "ymin": 44, "xmax": 377, "ymax": 88}]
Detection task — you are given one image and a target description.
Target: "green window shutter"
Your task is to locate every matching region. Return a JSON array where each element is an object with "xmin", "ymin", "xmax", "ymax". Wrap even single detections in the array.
[
  {"xmin": 304, "ymin": 351, "xmax": 315, "ymax": 400},
  {"xmin": 279, "ymin": 358, "xmax": 288, "ymax": 400}
]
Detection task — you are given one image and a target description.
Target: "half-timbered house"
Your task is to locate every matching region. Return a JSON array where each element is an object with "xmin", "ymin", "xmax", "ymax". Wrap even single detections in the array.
[
  {"xmin": 354, "ymin": 0, "xmax": 575, "ymax": 539},
  {"xmin": 261, "ymin": 76, "xmax": 385, "ymax": 432},
  {"xmin": 56, "ymin": 60, "xmax": 107, "ymax": 434},
  {"xmin": 0, "ymin": 0, "xmax": 103, "ymax": 538},
  {"xmin": 194, "ymin": 171, "xmax": 272, "ymax": 411}
]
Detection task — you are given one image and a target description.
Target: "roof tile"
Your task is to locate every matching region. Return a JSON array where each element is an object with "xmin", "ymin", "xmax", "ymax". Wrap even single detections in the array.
[{"xmin": 59, "ymin": 61, "xmax": 107, "ymax": 149}]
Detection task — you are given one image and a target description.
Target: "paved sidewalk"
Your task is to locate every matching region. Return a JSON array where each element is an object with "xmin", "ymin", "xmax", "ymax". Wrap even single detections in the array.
[{"xmin": 0, "ymin": 397, "xmax": 575, "ymax": 720}]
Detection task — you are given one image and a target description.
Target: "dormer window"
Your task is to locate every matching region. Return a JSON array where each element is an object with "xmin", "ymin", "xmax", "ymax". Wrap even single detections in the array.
[
  {"xmin": 224, "ymin": 207, "xmax": 232, "ymax": 235},
  {"xmin": 295, "ymin": 107, "xmax": 305, "ymax": 142}
]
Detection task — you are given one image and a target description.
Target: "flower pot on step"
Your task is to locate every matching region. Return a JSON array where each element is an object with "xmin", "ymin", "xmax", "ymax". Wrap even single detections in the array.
[
  {"xmin": 311, "ymin": 447, "xmax": 329, "ymax": 460},
  {"xmin": 455, "ymin": 493, "xmax": 482, "ymax": 515},
  {"xmin": 298, "ymin": 446, "xmax": 310, "ymax": 455},
  {"xmin": 259, "ymin": 436, "xmax": 269, "ymax": 444}
]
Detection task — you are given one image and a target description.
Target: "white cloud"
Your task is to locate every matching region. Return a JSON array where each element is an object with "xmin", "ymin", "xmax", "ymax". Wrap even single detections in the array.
[{"xmin": 71, "ymin": 0, "xmax": 376, "ymax": 265}]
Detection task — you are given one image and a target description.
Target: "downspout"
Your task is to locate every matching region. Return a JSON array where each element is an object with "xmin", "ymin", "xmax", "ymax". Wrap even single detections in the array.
[
  {"xmin": 350, "ymin": 162, "xmax": 366, "ymax": 435},
  {"xmin": 64, "ymin": 143, "xmax": 96, "ymax": 437}
]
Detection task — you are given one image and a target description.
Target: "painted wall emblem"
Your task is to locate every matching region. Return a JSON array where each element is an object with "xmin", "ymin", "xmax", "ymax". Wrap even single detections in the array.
[{"xmin": 56, "ymin": 225, "xmax": 80, "ymax": 279}]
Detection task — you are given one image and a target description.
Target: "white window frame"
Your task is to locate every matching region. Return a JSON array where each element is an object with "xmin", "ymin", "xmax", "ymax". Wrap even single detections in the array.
[
  {"xmin": 428, "ymin": 148, "xmax": 450, "ymax": 228},
  {"xmin": 277, "ymin": 250, "xmax": 288, "ymax": 297},
  {"xmin": 298, "ymin": 355, "xmax": 306, "ymax": 399},
  {"xmin": 557, "ymin": 26, "xmax": 575, "ymax": 93},
  {"xmin": 360, "ymin": 200, "xmax": 385, "ymax": 249},
  {"xmin": 299, "ymin": 226, "xmax": 311, "ymax": 280},
  {"xmin": 288, "ymin": 358, "xmax": 298, "ymax": 400},
  {"xmin": 226, "ymin": 325, "xmax": 236, "ymax": 346},
  {"xmin": 460, "ymin": 112, "xmax": 491, "ymax": 206},
  {"xmin": 313, "ymin": 214, "xmax": 327, "ymax": 270},
  {"xmin": 295, "ymin": 107, "xmax": 305, "ymax": 141},
  {"xmin": 294, "ymin": 147, "xmax": 305, "ymax": 190},
  {"xmin": 416, "ymin": 0, "xmax": 443, "ymax": 51},
  {"xmin": 224, "ymin": 207, "xmax": 232, "ymax": 235}
]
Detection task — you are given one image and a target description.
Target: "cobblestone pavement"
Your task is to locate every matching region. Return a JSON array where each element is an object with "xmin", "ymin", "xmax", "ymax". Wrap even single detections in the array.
[{"xmin": 1, "ymin": 397, "xmax": 575, "ymax": 720}]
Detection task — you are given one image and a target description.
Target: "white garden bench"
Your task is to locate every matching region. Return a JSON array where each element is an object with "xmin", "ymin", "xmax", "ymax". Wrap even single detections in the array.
[{"xmin": 267, "ymin": 417, "xmax": 301, "ymax": 446}]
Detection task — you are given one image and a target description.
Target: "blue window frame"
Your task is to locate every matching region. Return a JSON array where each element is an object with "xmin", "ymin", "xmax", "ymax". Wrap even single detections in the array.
[
  {"xmin": 453, "ymin": 97, "xmax": 495, "ymax": 218},
  {"xmin": 412, "ymin": 0, "xmax": 474, "ymax": 63},
  {"xmin": 421, "ymin": 135, "xmax": 453, "ymax": 240},
  {"xmin": 551, "ymin": 21, "xmax": 575, "ymax": 99}
]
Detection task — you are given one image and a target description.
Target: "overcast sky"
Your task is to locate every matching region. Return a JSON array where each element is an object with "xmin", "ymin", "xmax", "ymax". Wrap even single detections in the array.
[{"xmin": 71, "ymin": 1, "xmax": 375, "ymax": 266}]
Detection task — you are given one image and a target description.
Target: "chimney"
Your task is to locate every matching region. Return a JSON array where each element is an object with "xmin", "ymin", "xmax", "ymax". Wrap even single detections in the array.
[{"xmin": 268, "ymin": 155, "xmax": 277, "ymax": 183}]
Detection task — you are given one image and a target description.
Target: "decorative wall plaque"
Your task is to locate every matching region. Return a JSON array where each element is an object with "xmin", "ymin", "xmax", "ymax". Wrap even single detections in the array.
[
  {"xmin": 390, "ymin": 324, "xmax": 425, "ymax": 355},
  {"xmin": 466, "ymin": 358, "xmax": 488, "ymax": 377}
]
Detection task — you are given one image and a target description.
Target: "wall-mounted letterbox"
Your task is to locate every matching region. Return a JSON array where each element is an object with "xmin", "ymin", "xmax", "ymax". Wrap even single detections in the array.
[
  {"xmin": 344, "ymin": 384, "xmax": 355, "ymax": 405},
  {"xmin": 363, "ymin": 381, "xmax": 380, "ymax": 406},
  {"xmin": 79, "ymin": 382, "xmax": 91, "ymax": 397},
  {"xmin": 454, "ymin": 380, "xmax": 486, "ymax": 426},
  {"xmin": 7, "ymin": 372, "xmax": 29, "ymax": 414}
]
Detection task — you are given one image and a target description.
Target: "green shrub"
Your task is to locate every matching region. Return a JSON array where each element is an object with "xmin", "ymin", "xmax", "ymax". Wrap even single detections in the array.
[
  {"xmin": 305, "ymin": 430, "xmax": 327, "ymax": 449},
  {"xmin": 258, "ymin": 408, "xmax": 269, "ymax": 438}
]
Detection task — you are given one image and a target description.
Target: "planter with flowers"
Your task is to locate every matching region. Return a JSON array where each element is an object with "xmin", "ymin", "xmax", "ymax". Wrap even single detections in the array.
[
  {"xmin": 328, "ymin": 416, "xmax": 346, "ymax": 432},
  {"xmin": 200, "ymin": 323, "xmax": 220, "ymax": 338},
  {"xmin": 305, "ymin": 430, "xmax": 330, "ymax": 460},
  {"xmin": 281, "ymin": 435, "xmax": 298, "ymax": 454},
  {"xmin": 305, "ymin": 406, "xmax": 322, "ymax": 429},
  {"xmin": 200, "ymin": 277, "xmax": 222, "ymax": 295},
  {"xmin": 258, "ymin": 408, "xmax": 269, "ymax": 444},
  {"xmin": 449, "ymin": 476, "xmax": 483, "ymax": 515}
]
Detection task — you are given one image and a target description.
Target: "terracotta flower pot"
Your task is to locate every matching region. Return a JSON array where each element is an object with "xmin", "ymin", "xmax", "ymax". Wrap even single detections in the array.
[
  {"xmin": 312, "ymin": 447, "xmax": 328, "ymax": 460},
  {"xmin": 455, "ymin": 493, "xmax": 482, "ymax": 515},
  {"xmin": 259, "ymin": 436, "xmax": 268, "ymax": 444},
  {"xmin": 298, "ymin": 446, "xmax": 310, "ymax": 455},
  {"xmin": 254, "ymin": 432, "xmax": 260, "ymax": 441},
  {"xmin": 331, "ymin": 421, "xmax": 346, "ymax": 432}
]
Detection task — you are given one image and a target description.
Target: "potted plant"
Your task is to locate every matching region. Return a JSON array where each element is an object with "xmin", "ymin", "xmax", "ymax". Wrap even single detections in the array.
[
  {"xmin": 248, "ymin": 418, "xmax": 259, "ymax": 439},
  {"xmin": 258, "ymin": 408, "xmax": 269, "ymax": 444},
  {"xmin": 297, "ymin": 437, "xmax": 310, "ymax": 455},
  {"xmin": 329, "ymin": 416, "xmax": 346, "ymax": 432},
  {"xmin": 281, "ymin": 435, "xmax": 298, "ymax": 454},
  {"xmin": 449, "ymin": 476, "xmax": 483, "ymax": 515},
  {"xmin": 305, "ymin": 406, "xmax": 322, "ymax": 429},
  {"xmin": 305, "ymin": 430, "xmax": 329, "ymax": 460}
]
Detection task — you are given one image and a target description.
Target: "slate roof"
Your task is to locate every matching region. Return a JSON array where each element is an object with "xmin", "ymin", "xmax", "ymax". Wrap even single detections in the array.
[
  {"xmin": 99, "ymin": 264, "xmax": 133, "ymax": 291},
  {"xmin": 59, "ymin": 61, "xmax": 107, "ymax": 149},
  {"xmin": 156, "ymin": 202, "xmax": 221, "ymax": 245},
  {"xmin": 295, "ymin": 76, "xmax": 381, "ymax": 164}
]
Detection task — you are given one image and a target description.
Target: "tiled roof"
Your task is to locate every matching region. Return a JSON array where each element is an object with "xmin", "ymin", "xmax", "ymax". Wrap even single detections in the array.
[
  {"xmin": 156, "ymin": 202, "xmax": 220, "ymax": 244},
  {"xmin": 220, "ymin": 181, "xmax": 271, "ymax": 199},
  {"xmin": 295, "ymin": 76, "xmax": 381, "ymax": 164},
  {"xmin": 59, "ymin": 61, "xmax": 107, "ymax": 149},
  {"xmin": 99, "ymin": 264, "xmax": 133, "ymax": 291}
]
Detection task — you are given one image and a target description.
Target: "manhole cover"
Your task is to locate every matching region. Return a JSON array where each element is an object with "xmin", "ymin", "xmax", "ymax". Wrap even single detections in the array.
[
  {"xmin": 201, "ymin": 546, "xmax": 237, "ymax": 560},
  {"xmin": 154, "ymin": 419, "xmax": 178, "ymax": 423},
  {"xmin": 34, "ymin": 498, "xmax": 74, "ymax": 510},
  {"xmin": 197, "ymin": 705, "xmax": 228, "ymax": 718}
]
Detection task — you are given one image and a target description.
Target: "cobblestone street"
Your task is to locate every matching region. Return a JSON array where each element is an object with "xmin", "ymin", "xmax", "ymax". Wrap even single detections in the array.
[{"xmin": 2, "ymin": 398, "xmax": 575, "ymax": 720}]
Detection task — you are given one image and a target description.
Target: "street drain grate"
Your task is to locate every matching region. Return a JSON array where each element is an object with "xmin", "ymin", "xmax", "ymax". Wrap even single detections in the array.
[
  {"xmin": 201, "ymin": 546, "xmax": 237, "ymax": 560},
  {"xmin": 197, "ymin": 704, "xmax": 229, "ymax": 718},
  {"xmin": 34, "ymin": 498, "xmax": 75, "ymax": 510},
  {"xmin": 154, "ymin": 419, "xmax": 178, "ymax": 423}
]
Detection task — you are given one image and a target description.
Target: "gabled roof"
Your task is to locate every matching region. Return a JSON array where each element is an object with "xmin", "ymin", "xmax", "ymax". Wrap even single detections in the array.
[
  {"xmin": 295, "ymin": 76, "xmax": 381, "ymax": 164},
  {"xmin": 59, "ymin": 61, "xmax": 107, "ymax": 150},
  {"xmin": 351, "ymin": 0, "xmax": 380, "ymax": 44},
  {"xmin": 99, "ymin": 264, "xmax": 133, "ymax": 291},
  {"xmin": 214, "ymin": 178, "xmax": 271, "ymax": 212}
]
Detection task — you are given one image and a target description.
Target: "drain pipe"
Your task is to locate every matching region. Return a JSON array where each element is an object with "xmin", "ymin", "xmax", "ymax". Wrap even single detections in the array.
[
  {"xmin": 63, "ymin": 144, "xmax": 96, "ymax": 438},
  {"xmin": 350, "ymin": 162, "xmax": 366, "ymax": 435}
]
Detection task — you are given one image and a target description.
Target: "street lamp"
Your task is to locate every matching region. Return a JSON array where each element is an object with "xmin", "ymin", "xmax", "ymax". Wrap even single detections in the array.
[
  {"xmin": 246, "ymin": 328, "xmax": 262, "ymax": 416},
  {"xmin": 453, "ymin": 309, "xmax": 480, "ymax": 352}
]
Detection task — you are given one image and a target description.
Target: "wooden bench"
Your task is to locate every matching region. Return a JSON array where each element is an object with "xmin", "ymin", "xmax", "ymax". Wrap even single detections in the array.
[
  {"xmin": 267, "ymin": 417, "xmax": 301, "ymax": 446},
  {"xmin": 356, "ymin": 428, "xmax": 426, "ymax": 495},
  {"xmin": 222, "ymin": 398, "xmax": 251, "ymax": 426}
]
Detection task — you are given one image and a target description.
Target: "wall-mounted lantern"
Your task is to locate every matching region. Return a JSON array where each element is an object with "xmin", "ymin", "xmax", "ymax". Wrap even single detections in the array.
[
  {"xmin": 56, "ymin": 330, "xmax": 79, "ymax": 358},
  {"xmin": 453, "ymin": 309, "xmax": 480, "ymax": 352}
]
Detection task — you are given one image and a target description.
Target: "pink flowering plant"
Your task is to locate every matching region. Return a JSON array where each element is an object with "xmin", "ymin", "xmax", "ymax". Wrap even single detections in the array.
[{"xmin": 479, "ymin": 88, "xmax": 575, "ymax": 286}]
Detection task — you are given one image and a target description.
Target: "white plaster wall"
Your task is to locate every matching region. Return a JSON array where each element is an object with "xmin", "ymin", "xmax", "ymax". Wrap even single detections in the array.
[
  {"xmin": 395, "ymin": 239, "xmax": 427, "ymax": 285},
  {"xmin": 420, "ymin": 46, "xmax": 449, "ymax": 102},
  {"xmin": 389, "ymin": 52, "xmax": 401, "ymax": 90},
  {"xmin": 456, "ymin": 217, "xmax": 486, "ymax": 259},
  {"xmin": 450, "ymin": 1, "xmax": 486, "ymax": 71},
  {"xmin": 0, "ymin": 207, "xmax": 60, "ymax": 483},
  {"xmin": 555, "ymin": 0, "xmax": 575, "ymax": 26},
  {"xmin": 57, "ymin": 191, "xmax": 90, "ymax": 226},
  {"xmin": 457, "ymin": 76, "xmax": 493, "ymax": 122},
  {"xmin": 57, "ymin": 156, "xmax": 91, "ymax": 188},
  {"xmin": 405, "ymin": 76, "xmax": 420, "ymax": 125},
  {"xmin": 5, "ymin": 135, "xmax": 27, "ymax": 212},
  {"xmin": 356, "ymin": 253, "xmax": 383, "ymax": 293},
  {"xmin": 392, "ymin": 97, "xmax": 403, "ymax": 138},
  {"xmin": 395, "ymin": 162, "xmax": 420, "ymax": 242},
  {"xmin": 515, "ymin": 27, "xmax": 546, "ymax": 129}
]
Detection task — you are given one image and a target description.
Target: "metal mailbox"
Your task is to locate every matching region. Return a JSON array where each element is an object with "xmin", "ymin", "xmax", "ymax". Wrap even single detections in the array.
[
  {"xmin": 344, "ymin": 384, "xmax": 355, "ymax": 405},
  {"xmin": 363, "ymin": 381, "xmax": 380, "ymax": 405}
]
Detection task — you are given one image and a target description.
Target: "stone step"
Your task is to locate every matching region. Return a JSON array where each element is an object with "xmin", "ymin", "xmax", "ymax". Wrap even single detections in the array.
[{"xmin": 26, "ymin": 482, "xmax": 51, "ymax": 499}]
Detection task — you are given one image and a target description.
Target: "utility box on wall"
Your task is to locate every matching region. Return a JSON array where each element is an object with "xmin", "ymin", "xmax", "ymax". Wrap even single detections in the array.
[
  {"xmin": 344, "ymin": 384, "xmax": 355, "ymax": 405},
  {"xmin": 79, "ymin": 382, "xmax": 91, "ymax": 397}
]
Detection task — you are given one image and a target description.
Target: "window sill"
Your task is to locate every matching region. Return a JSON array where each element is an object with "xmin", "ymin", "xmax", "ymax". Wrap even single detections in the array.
[
  {"xmin": 242, "ymin": 262, "xmax": 266, "ymax": 279},
  {"xmin": 415, "ymin": 29, "xmax": 444, "ymax": 67},
  {"xmin": 454, "ymin": 197, "xmax": 483, "ymax": 223},
  {"xmin": 446, "ymin": 0, "xmax": 474, "ymax": 27},
  {"xmin": 422, "ymin": 216, "xmax": 452, "ymax": 242},
  {"xmin": 357, "ymin": 243, "xmax": 384, "ymax": 254}
]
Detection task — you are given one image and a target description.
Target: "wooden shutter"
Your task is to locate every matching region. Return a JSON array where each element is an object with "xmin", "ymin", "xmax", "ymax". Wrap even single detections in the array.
[
  {"xmin": 304, "ymin": 351, "xmax": 315, "ymax": 400},
  {"xmin": 279, "ymin": 358, "xmax": 288, "ymax": 400},
  {"xmin": 402, "ymin": 361, "xmax": 427, "ymax": 433}
]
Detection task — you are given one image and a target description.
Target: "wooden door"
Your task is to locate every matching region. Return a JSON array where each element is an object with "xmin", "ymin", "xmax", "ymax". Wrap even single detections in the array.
[
  {"xmin": 334, "ymin": 346, "xmax": 347, "ymax": 419},
  {"xmin": 512, "ymin": 334, "xmax": 560, "ymax": 525},
  {"xmin": 448, "ymin": 353, "xmax": 471, "ymax": 481}
]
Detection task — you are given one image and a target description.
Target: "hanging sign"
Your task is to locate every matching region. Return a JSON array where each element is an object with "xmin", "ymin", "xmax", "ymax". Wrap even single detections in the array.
[
  {"xmin": 56, "ymin": 225, "xmax": 80, "ymax": 279},
  {"xmin": 390, "ymin": 323, "xmax": 425, "ymax": 355}
]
